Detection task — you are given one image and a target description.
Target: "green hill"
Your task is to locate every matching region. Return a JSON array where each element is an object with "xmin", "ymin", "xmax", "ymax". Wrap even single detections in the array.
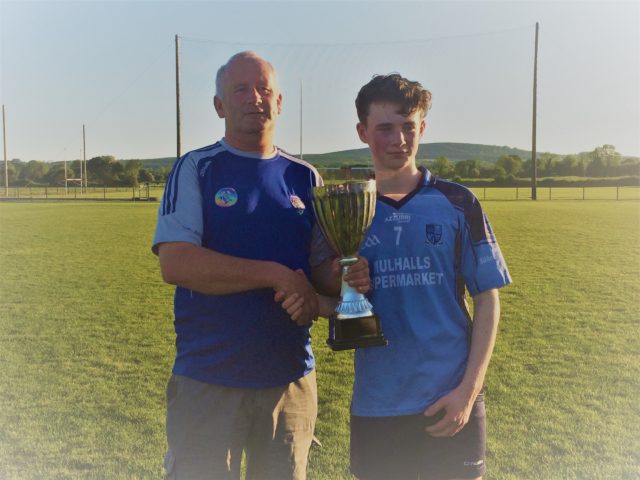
[
  {"xmin": 301, "ymin": 143, "xmax": 533, "ymax": 167},
  {"xmin": 129, "ymin": 142, "xmax": 534, "ymax": 169}
]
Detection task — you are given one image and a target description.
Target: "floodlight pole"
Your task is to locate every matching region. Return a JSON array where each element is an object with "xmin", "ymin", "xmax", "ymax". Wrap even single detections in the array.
[
  {"xmin": 2, "ymin": 105, "xmax": 7, "ymax": 197},
  {"xmin": 175, "ymin": 34, "xmax": 182, "ymax": 159},
  {"xmin": 531, "ymin": 22, "xmax": 539, "ymax": 200}
]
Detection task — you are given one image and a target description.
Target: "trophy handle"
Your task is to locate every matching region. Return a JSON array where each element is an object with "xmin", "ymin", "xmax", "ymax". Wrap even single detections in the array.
[{"xmin": 335, "ymin": 257, "xmax": 374, "ymax": 319}]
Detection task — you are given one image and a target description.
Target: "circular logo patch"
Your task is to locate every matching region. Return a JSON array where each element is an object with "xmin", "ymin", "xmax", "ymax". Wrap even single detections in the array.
[{"xmin": 215, "ymin": 188, "xmax": 238, "ymax": 207}]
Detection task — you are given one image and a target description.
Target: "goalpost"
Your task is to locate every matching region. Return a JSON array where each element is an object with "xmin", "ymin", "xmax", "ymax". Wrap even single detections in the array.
[{"xmin": 64, "ymin": 157, "xmax": 83, "ymax": 196}]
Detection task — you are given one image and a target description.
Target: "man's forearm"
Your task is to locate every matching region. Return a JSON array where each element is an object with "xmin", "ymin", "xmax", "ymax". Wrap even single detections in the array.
[
  {"xmin": 158, "ymin": 242, "xmax": 291, "ymax": 295},
  {"xmin": 458, "ymin": 288, "xmax": 501, "ymax": 399}
]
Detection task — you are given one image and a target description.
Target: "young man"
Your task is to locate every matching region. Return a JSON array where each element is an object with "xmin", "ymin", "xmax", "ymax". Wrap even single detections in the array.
[
  {"xmin": 152, "ymin": 51, "xmax": 369, "ymax": 480},
  {"xmin": 350, "ymin": 74, "xmax": 511, "ymax": 479}
]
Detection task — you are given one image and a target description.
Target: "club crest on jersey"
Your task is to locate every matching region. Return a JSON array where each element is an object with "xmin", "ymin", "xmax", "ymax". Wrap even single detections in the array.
[
  {"xmin": 215, "ymin": 188, "xmax": 238, "ymax": 207},
  {"xmin": 290, "ymin": 195, "xmax": 305, "ymax": 214},
  {"xmin": 425, "ymin": 224, "xmax": 443, "ymax": 246}
]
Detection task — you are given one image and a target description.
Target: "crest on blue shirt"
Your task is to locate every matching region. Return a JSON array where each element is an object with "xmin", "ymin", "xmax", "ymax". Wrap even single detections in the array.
[
  {"xmin": 215, "ymin": 188, "xmax": 238, "ymax": 207},
  {"xmin": 425, "ymin": 224, "xmax": 443, "ymax": 246}
]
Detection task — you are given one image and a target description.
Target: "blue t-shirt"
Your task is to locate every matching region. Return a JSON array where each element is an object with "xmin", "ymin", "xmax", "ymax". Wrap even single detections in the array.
[
  {"xmin": 153, "ymin": 140, "xmax": 331, "ymax": 388},
  {"xmin": 352, "ymin": 167, "xmax": 511, "ymax": 416}
]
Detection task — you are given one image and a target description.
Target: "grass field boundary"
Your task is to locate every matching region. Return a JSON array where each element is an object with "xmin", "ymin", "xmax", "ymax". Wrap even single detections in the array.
[{"xmin": 1, "ymin": 185, "xmax": 638, "ymax": 202}]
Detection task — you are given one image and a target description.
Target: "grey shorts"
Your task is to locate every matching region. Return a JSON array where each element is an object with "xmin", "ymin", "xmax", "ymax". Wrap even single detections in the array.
[
  {"xmin": 164, "ymin": 371, "xmax": 317, "ymax": 480},
  {"xmin": 350, "ymin": 394, "xmax": 487, "ymax": 480}
]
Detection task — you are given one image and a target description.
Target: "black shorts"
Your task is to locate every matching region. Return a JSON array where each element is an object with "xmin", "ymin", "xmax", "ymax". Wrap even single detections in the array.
[{"xmin": 350, "ymin": 394, "xmax": 486, "ymax": 480}]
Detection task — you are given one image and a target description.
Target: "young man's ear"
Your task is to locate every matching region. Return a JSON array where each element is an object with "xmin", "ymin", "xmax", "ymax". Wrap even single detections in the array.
[
  {"xmin": 356, "ymin": 122, "xmax": 368, "ymax": 144},
  {"xmin": 419, "ymin": 120, "xmax": 426, "ymax": 139},
  {"xmin": 213, "ymin": 96, "xmax": 225, "ymax": 119}
]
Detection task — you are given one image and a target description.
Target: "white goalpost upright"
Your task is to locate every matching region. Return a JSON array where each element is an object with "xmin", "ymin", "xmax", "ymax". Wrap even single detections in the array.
[{"xmin": 64, "ymin": 148, "xmax": 83, "ymax": 195}]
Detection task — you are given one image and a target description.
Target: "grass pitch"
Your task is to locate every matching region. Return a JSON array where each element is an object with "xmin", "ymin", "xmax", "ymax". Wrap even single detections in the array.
[{"xmin": 0, "ymin": 200, "xmax": 638, "ymax": 479}]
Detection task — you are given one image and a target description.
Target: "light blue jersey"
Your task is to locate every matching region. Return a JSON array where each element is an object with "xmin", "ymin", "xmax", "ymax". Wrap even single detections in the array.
[
  {"xmin": 353, "ymin": 167, "xmax": 511, "ymax": 416},
  {"xmin": 153, "ymin": 140, "xmax": 332, "ymax": 388}
]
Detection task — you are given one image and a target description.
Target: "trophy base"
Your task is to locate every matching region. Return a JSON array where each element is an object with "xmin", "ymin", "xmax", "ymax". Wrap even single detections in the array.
[{"xmin": 327, "ymin": 314, "xmax": 388, "ymax": 351}]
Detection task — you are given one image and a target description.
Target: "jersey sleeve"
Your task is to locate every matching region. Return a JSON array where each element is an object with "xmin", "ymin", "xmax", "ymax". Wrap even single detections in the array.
[
  {"xmin": 152, "ymin": 154, "xmax": 203, "ymax": 255},
  {"xmin": 459, "ymin": 197, "xmax": 512, "ymax": 296},
  {"xmin": 309, "ymin": 224, "xmax": 336, "ymax": 267}
]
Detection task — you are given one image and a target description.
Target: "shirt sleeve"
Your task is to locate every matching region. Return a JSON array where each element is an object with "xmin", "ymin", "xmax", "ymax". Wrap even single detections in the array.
[
  {"xmin": 309, "ymin": 223, "xmax": 336, "ymax": 267},
  {"xmin": 460, "ymin": 198, "xmax": 512, "ymax": 296},
  {"xmin": 152, "ymin": 154, "xmax": 203, "ymax": 255}
]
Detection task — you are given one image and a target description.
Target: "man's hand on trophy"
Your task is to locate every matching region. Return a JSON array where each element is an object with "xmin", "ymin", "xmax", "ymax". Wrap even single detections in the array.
[
  {"xmin": 341, "ymin": 256, "xmax": 371, "ymax": 294},
  {"xmin": 273, "ymin": 269, "xmax": 319, "ymax": 326}
]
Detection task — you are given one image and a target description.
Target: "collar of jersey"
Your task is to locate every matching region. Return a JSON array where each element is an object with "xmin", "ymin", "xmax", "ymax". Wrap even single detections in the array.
[
  {"xmin": 377, "ymin": 166, "xmax": 433, "ymax": 209},
  {"xmin": 220, "ymin": 138, "xmax": 279, "ymax": 160}
]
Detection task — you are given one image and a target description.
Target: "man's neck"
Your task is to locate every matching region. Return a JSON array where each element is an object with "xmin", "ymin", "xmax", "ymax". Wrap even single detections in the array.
[
  {"xmin": 223, "ymin": 132, "xmax": 275, "ymax": 156},
  {"xmin": 375, "ymin": 162, "xmax": 422, "ymax": 200}
]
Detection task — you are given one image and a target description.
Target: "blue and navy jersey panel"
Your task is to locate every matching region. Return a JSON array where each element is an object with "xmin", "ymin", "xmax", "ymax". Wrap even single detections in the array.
[
  {"xmin": 153, "ymin": 140, "xmax": 324, "ymax": 388},
  {"xmin": 352, "ymin": 167, "xmax": 511, "ymax": 416}
]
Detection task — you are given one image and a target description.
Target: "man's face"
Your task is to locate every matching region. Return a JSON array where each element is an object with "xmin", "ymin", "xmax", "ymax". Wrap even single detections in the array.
[
  {"xmin": 356, "ymin": 102, "xmax": 425, "ymax": 171},
  {"xmin": 214, "ymin": 56, "xmax": 282, "ymax": 137}
]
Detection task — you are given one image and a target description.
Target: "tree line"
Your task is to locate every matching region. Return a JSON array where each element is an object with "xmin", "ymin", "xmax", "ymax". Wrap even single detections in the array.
[
  {"xmin": 2, "ymin": 145, "xmax": 638, "ymax": 187},
  {"xmin": 424, "ymin": 145, "xmax": 639, "ymax": 183},
  {"xmin": 2, "ymin": 156, "xmax": 169, "ymax": 187}
]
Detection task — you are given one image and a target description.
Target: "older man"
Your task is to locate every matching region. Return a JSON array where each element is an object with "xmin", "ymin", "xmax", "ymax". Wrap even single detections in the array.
[{"xmin": 153, "ymin": 51, "xmax": 368, "ymax": 480}]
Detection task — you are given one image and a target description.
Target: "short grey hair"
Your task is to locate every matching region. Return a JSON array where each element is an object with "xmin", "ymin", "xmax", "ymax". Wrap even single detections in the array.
[{"xmin": 215, "ymin": 51, "xmax": 279, "ymax": 99}]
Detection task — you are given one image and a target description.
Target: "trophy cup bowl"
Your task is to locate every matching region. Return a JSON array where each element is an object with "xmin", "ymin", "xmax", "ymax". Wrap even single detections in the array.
[{"xmin": 311, "ymin": 180, "xmax": 388, "ymax": 351}]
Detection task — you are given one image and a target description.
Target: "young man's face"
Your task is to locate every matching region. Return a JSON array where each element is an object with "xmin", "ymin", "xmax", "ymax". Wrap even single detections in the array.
[
  {"xmin": 214, "ymin": 56, "xmax": 282, "ymax": 138},
  {"xmin": 356, "ymin": 102, "xmax": 425, "ymax": 172}
]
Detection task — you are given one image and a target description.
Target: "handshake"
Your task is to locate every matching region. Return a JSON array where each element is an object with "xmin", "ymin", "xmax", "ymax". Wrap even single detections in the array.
[{"xmin": 273, "ymin": 256, "xmax": 371, "ymax": 326}]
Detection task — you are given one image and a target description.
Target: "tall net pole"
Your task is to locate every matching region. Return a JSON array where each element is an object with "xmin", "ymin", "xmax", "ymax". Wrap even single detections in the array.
[
  {"xmin": 3, "ymin": 105, "xmax": 7, "ymax": 196},
  {"xmin": 175, "ymin": 34, "xmax": 182, "ymax": 160},
  {"xmin": 299, "ymin": 80, "xmax": 303, "ymax": 159},
  {"xmin": 531, "ymin": 22, "xmax": 539, "ymax": 200}
]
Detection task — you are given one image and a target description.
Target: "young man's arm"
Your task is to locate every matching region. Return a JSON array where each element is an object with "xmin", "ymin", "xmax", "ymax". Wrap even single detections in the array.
[
  {"xmin": 424, "ymin": 288, "xmax": 500, "ymax": 437},
  {"xmin": 158, "ymin": 241, "xmax": 319, "ymax": 325}
]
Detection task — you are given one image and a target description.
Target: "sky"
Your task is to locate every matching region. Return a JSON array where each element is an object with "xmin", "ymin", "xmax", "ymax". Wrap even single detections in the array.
[{"xmin": 1, "ymin": 0, "xmax": 638, "ymax": 162}]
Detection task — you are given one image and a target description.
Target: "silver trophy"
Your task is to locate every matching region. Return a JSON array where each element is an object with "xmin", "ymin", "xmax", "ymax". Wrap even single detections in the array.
[{"xmin": 311, "ymin": 180, "xmax": 387, "ymax": 350}]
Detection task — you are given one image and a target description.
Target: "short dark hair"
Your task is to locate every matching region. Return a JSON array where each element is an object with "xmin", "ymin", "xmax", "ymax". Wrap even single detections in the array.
[{"xmin": 355, "ymin": 73, "xmax": 432, "ymax": 124}]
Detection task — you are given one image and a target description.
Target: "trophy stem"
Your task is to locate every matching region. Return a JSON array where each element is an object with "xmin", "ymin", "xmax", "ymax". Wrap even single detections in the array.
[{"xmin": 336, "ymin": 257, "xmax": 374, "ymax": 319}]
